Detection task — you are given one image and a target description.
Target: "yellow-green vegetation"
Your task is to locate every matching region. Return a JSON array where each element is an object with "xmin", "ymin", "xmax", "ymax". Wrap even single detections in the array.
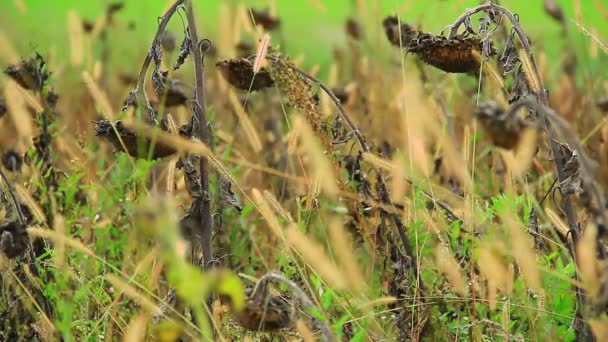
[{"xmin": 1, "ymin": 1, "xmax": 608, "ymax": 341}]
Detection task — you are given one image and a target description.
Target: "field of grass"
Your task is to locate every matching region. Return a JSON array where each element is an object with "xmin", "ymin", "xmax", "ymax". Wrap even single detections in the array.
[{"xmin": 1, "ymin": 0, "xmax": 608, "ymax": 341}]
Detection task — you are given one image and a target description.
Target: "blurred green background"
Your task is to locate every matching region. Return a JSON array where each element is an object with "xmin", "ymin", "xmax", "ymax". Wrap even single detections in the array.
[{"xmin": 0, "ymin": 0, "xmax": 606, "ymax": 77}]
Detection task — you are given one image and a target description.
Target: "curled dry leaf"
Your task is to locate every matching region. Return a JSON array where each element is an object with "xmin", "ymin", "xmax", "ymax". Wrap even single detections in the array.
[
  {"xmin": 4, "ymin": 53, "xmax": 51, "ymax": 91},
  {"xmin": 216, "ymin": 58, "xmax": 275, "ymax": 91},
  {"xmin": 0, "ymin": 221, "xmax": 29, "ymax": 259},
  {"xmin": 475, "ymin": 100, "xmax": 527, "ymax": 150},
  {"xmin": 555, "ymin": 143, "xmax": 582, "ymax": 195},
  {"xmin": 94, "ymin": 120, "xmax": 178, "ymax": 159}
]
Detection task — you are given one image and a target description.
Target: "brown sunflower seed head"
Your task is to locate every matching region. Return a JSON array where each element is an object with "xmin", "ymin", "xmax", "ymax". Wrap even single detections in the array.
[
  {"xmin": 94, "ymin": 120, "xmax": 177, "ymax": 159},
  {"xmin": 161, "ymin": 31, "xmax": 177, "ymax": 52},
  {"xmin": 250, "ymin": 8, "xmax": 281, "ymax": 31},
  {"xmin": 216, "ymin": 58, "xmax": 275, "ymax": 91},
  {"xmin": 2, "ymin": 150, "xmax": 23, "ymax": 172},
  {"xmin": 597, "ymin": 98, "xmax": 608, "ymax": 112},
  {"xmin": 409, "ymin": 33, "xmax": 494, "ymax": 73},
  {"xmin": 475, "ymin": 101, "xmax": 525, "ymax": 150},
  {"xmin": 0, "ymin": 221, "xmax": 29, "ymax": 259},
  {"xmin": 345, "ymin": 17, "xmax": 363, "ymax": 40},
  {"xmin": 544, "ymin": 0, "xmax": 565, "ymax": 23},
  {"xmin": 0, "ymin": 97, "xmax": 6, "ymax": 118},
  {"xmin": 220, "ymin": 285, "xmax": 295, "ymax": 332},
  {"xmin": 382, "ymin": 16, "xmax": 416, "ymax": 47}
]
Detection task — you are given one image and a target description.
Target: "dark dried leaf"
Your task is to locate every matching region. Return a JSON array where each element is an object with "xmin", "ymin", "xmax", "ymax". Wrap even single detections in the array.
[
  {"xmin": 2, "ymin": 150, "xmax": 23, "ymax": 172},
  {"xmin": 345, "ymin": 17, "xmax": 363, "ymax": 40},
  {"xmin": 152, "ymin": 69, "xmax": 169, "ymax": 96},
  {"xmin": 499, "ymin": 34, "xmax": 519, "ymax": 75},
  {"xmin": 220, "ymin": 178, "xmax": 242, "ymax": 213},
  {"xmin": 475, "ymin": 100, "xmax": 526, "ymax": 149},
  {"xmin": 4, "ymin": 53, "xmax": 51, "ymax": 91},
  {"xmin": 479, "ymin": 16, "xmax": 492, "ymax": 34},
  {"xmin": 0, "ymin": 221, "xmax": 29, "ymax": 259},
  {"xmin": 544, "ymin": 0, "xmax": 565, "ymax": 23},
  {"xmin": 46, "ymin": 89, "xmax": 59, "ymax": 107},
  {"xmin": 508, "ymin": 65, "xmax": 532, "ymax": 105},
  {"xmin": 216, "ymin": 58, "xmax": 275, "ymax": 91},
  {"xmin": 182, "ymin": 156, "xmax": 202, "ymax": 198},
  {"xmin": 174, "ymin": 30, "xmax": 192, "ymax": 71},
  {"xmin": 556, "ymin": 143, "xmax": 582, "ymax": 195},
  {"xmin": 94, "ymin": 120, "xmax": 177, "ymax": 159},
  {"xmin": 250, "ymin": 8, "xmax": 281, "ymax": 30}
]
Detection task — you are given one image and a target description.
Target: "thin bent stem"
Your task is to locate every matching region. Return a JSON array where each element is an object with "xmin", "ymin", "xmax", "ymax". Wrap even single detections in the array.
[
  {"xmin": 127, "ymin": 0, "xmax": 185, "ymax": 123},
  {"xmin": 184, "ymin": 0, "xmax": 213, "ymax": 270},
  {"xmin": 264, "ymin": 55, "xmax": 425, "ymax": 292}
]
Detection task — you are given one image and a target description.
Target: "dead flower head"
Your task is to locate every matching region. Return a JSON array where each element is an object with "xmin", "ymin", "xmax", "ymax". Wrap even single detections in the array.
[
  {"xmin": 94, "ymin": 120, "xmax": 178, "ymax": 159},
  {"xmin": 216, "ymin": 58, "xmax": 275, "ymax": 91},
  {"xmin": 475, "ymin": 100, "xmax": 526, "ymax": 150}
]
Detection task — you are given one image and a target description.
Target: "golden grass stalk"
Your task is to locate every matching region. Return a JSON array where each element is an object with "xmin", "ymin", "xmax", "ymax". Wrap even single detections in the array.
[
  {"xmin": 518, "ymin": 49, "xmax": 542, "ymax": 94},
  {"xmin": 253, "ymin": 33, "xmax": 270, "ymax": 74},
  {"xmin": 362, "ymin": 152, "xmax": 394, "ymax": 171},
  {"xmin": 106, "ymin": 274, "xmax": 162, "ymax": 316},
  {"xmin": 576, "ymin": 223, "xmax": 599, "ymax": 298},
  {"xmin": 5, "ymin": 80, "xmax": 34, "ymax": 149},
  {"xmin": 498, "ymin": 208, "xmax": 541, "ymax": 290},
  {"xmin": 54, "ymin": 215, "xmax": 66, "ymax": 268},
  {"xmin": 295, "ymin": 320, "xmax": 316, "ymax": 342},
  {"xmin": 477, "ymin": 245, "xmax": 511, "ymax": 293},
  {"xmin": 14, "ymin": 184, "xmax": 46, "ymax": 224},
  {"xmin": 545, "ymin": 208, "xmax": 570, "ymax": 238},
  {"xmin": 67, "ymin": 9, "xmax": 84, "ymax": 67},
  {"xmin": 263, "ymin": 190, "xmax": 294, "ymax": 223},
  {"xmin": 83, "ymin": 71, "xmax": 114, "ymax": 120},
  {"xmin": 27, "ymin": 227, "xmax": 95, "ymax": 257},
  {"xmin": 251, "ymin": 188, "xmax": 284, "ymax": 238},
  {"xmin": 328, "ymin": 216, "xmax": 366, "ymax": 291},
  {"xmin": 0, "ymin": 30, "xmax": 20, "ymax": 65},
  {"xmin": 357, "ymin": 296, "xmax": 397, "ymax": 310},
  {"xmin": 228, "ymin": 90, "xmax": 263, "ymax": 153},
  {"xmin": 435, "ymin": 245, "xmax": 467, "ymax": 296},
  {"xmin": 499, "ymin": 127, "xmax": 537, "ymax": 177},
  {"xmin": 293, "ymin": 115, "xmax": 339, "ymax": 197},
  {"xmin": 589, "ymin": 318, "xmax": 608, "ymax": 341},
  {"xmin": 122, "ymin": 313, "xmax": 148, "ymax": 342},
  {"xmin": 286, "ymin": 224, "xmax": 347, "ymax": 290}
]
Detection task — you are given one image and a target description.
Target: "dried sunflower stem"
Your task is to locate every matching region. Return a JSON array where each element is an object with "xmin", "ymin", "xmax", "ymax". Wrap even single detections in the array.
[
  {"xmin": 448, "ymin": 3, "xmax": 593, "ymax": 338},
  {"xmin": 264, "ymin": 56, "xmax": 425, "ymax": 292},
  {"xmin": 126, "ymin": 0, "xmax": 185, "ymax": 123},
  {"xmin": 184, "ymin": 0, "xmax": 213, "ymax": 271}
]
